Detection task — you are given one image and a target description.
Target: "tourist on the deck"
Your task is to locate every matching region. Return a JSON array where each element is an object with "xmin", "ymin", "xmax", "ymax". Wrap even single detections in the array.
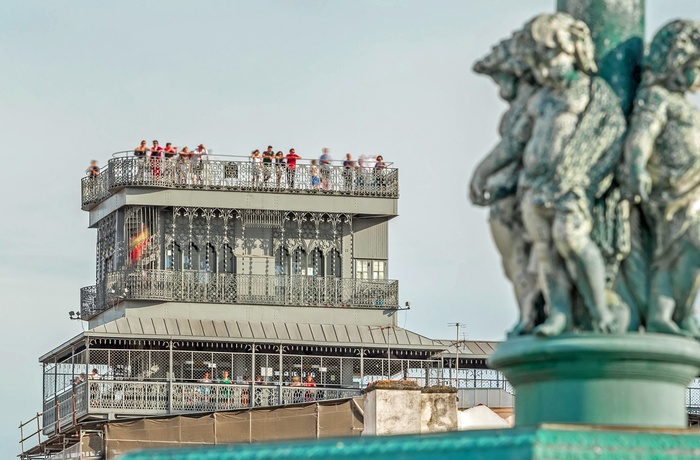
[
  {"xmin": 192, "ymin": 144, "xmax": 208, "ymax": 185},
  {"xmin": 285, "ymin": 148, "xmax": 301, "ymax": 188},
  {"xmin": 220, "ymin": 370, "xmax": 232, "ymax": 384},
  {"xmin": 162, "ymin": 143, "xmax": 177, "ymax": 182},
  {"xmin": 164, "ymin": 142, "xmax": 177, "ymax": 158},
  {"xmin": 290, "ymin": 376, "xmax": 302, "ymax": 387},
  {"xmin": 89, "ymin": 368, "xmax": 101, "ymax": 380},
  {"xmin": 319, "ymin": 148, "xmax": 332, "ymax": 189},
  {"xmin": 303, "ymin": 375, "xmax": 317, "ymax": 402},
  {"xmin": 150, "ymin": 140, "xmax": 164, "ymax": 179},
  {"xmin": 374, "ymin": 155, "xmax": 387, "ymax": 190},
  {"xmin": 262, "ymin": 146, "xmax": 274, "ymax": 186},
  {"xmin": 86, "ymin": 160, "xmax": 100, "ymax": 178},
  {"xmin": 178, "ymin": 146, "xmax": 192, "ymax": 185},
  {"xmin": 342, "ymin": 154, "xmax": 355, "ymax": 192},
  {"xmin": 274, "ymin": 150, "xmax": 285, "ymax": 188},
  {"xmin": 254, "ymin": 375, "xmax": 265, "ymax": 385},
  {"xmin": 134, "ymin": 140, "xmax": 149, "ymax": 156},
  {"xmin": 310, "ymin": 159, "xmax": 321, "ymax": 190},
  {"xmin": 199, "ymin": 371, "xmax": 213, "ymax": 383},
  {"xmin": 250, "ymin": 149, "xmax": 262, "ymax": 187}
]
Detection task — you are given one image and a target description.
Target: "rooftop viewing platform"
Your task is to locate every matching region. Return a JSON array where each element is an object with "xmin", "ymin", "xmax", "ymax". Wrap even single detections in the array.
[{"xmin": 82, "ymin": 150, "xmax": 399, "ymax": 211}]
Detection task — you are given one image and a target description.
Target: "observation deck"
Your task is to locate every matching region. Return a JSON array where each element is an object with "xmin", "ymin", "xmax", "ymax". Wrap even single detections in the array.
[{"xmin": 81, "ymin": 153, "xmax": 399, "ymax": 226}]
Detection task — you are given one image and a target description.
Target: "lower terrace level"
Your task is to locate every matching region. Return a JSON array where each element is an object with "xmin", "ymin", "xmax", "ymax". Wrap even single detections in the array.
[{"xmin": 37, "ymin": 332, "xmax": 503, "ymax": 437}]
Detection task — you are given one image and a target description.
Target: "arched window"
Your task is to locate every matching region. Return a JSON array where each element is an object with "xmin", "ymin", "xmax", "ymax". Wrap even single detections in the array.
[
  {"xmin": 310, "ymin": 248, "xmax": 324, "ymax": 277},
  {"xmin": 186, "ymin": 243, "xmax": 200, "ymax": 270},
  {"xmin": 168, "ymin": 242, "xmax": 183, "ymax": 270},
  {"xmin": 275, "ymin": 247, "xmax": 291, "ymax": 275},
  {"xmin": 220, "ymin": 244, "xmax": 235, "ymax": 273},
  {"xmin": 206, "ymin": 244, "xmax": 217, "ymax": 273},
  {"xmin": 327, "ymin": 249, "xmax": 341, "ymax": 277},
  {"xmin": 293, "ymin": 248, "xmax": 307, "ymax": 275}
]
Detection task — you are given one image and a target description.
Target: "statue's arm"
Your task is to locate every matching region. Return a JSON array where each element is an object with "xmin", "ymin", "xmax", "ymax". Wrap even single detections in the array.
[
  {"xmin": 623, "ymin": 89, "xmax": 668, "ymax": 202},
  {"xmin": 470, "ymin": 113, "xmax": 532, "ymax": 206}
]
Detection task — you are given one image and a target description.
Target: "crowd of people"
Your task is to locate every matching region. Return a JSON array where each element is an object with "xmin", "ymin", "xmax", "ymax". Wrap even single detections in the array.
[
  {"xmin": 197, "ymin": 371, "xmax": 316, "ymax": 387},
  {"xmin": 85, "ymin": 141, "xmax": 390, "ymax": 192}
]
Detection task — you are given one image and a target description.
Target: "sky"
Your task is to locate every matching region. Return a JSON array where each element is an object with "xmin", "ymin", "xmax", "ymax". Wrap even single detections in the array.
[{"xmin": 2, "ymin": 0, "xmax": 700, "ymax": 456}]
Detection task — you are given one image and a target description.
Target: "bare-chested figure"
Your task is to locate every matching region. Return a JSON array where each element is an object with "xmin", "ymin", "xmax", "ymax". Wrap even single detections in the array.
[
  {"xmin": 624, "ymin": 20, "xmax": 700, "ymax": 338},
  {"xmin": 470, "ymin": 31, "xmax": 542, "ymax": 336},
  {"xmin": 509, "ymin": 14, "xmax": 626, "ymax": 336}
]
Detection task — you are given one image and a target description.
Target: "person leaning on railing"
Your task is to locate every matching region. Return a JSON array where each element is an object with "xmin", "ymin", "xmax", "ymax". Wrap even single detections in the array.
[
  {"xmin": 250, "ymin": 149, "xmax": 262, "ymax": 187},
  {"xmin": 85, "ymin": 160, "xmax": 100, "ymax": 178},
  {"xmin": 177, "ymin": 146, "xmax": 192, "ymax": 185},
  {"xmin": 150, "ymin": 140, "xmax": 164, "ymax": 179},
  {"xmin": 134, "ymin": 140, "xmax": 149, "ymax": 156},
  {"xmin": 274, "ymin": 150, "xmax": 285, "ymax": 187},
  {"xmin": 262, "ymin": 146, "xmax": 274, "ymax": 186},
  {"xmin": 342, "ymin": 154, "xmax": 356, "ymax": 193},
  {"xmin": 285, "ymin": 148, "xmax": 301, "ymax": 188}
]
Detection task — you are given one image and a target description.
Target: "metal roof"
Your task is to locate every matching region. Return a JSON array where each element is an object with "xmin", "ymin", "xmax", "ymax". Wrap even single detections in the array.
[
  {"xmin": 40, "ymin": 319, "xmax": 501, "ymax": 362},
  {"xmin": 433, "ymin": 339, "xmax": 500, "ymax": 359},
  {"xmin": 86, "ymin": 317, "xmax": 445, "ymax": 350}
]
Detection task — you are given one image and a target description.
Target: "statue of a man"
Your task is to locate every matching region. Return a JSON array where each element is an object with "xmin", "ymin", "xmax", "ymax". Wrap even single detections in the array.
[
  {"xmin": 503, "ymin": 13, "xmax": 626, "ymax": 336},
  {"xmin": 624, "ymin": 20, "xmax": 700, "ymax": 337},
  {"xmin": 470, "ymin": 32, "xmax": 542, "ymax": 336}
]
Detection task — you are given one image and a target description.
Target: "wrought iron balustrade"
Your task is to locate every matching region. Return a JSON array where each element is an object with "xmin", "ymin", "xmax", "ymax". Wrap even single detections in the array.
[
  {"xmin": 81, "ymin": 156, "xmax": 399, "ymax": 208},
  {"xmin": 41, "ymin": 380, "xmax": 361, "ymax": 433},
  {"xmin": 82, "ymin": 270, "xmax": 399, "ymax": 319},
  {"xmin": 81, "ymin": 170, "xmax": 110, "ymax": 207}
]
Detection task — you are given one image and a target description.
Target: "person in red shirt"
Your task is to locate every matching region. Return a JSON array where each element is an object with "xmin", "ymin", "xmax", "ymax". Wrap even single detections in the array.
[{"xmin": 285, "ymin": 148, "xmax": 301, "ymax": 188}]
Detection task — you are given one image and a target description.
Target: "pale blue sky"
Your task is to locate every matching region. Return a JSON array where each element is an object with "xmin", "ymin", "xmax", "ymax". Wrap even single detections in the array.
[{"xmin": 2, "ymin": 1, "xmax": 700, "ymax": 455}]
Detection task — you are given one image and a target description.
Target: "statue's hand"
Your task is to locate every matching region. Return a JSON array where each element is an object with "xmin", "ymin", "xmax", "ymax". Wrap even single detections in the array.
[
  {"xmin": 469, "ymin": 171, "xmax": 490, "ymax": 206},
  {"xmin": 629, "ymin": 171, "xmax": 652, "ymax": 204}
]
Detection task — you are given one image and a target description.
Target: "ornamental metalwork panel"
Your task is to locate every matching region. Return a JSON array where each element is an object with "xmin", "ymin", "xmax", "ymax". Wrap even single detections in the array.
[
  {"xmin": 92, "ymin": 269, "xmax": 398, "ymax": 314},
  {"xmin": 81, "ymin": 171, "xmax": 110, "ymax": 207},
  {"xmin": 688, "ymin": 378, "xmax": 700, "ymax": 413},
  {"xmin": 88, "ymin": 381, "xmax": 169, "ymax": 412},
  {"xmin": 171, "ymin": 383, "xmax": 251, "ymax": 412},
  {"xmin": 82, "ymin": 157, "xmax": 399, "ymax": 208},
  {"xmin": 279, "ymin": 387, "xmax": 361, "ymax": 405}
]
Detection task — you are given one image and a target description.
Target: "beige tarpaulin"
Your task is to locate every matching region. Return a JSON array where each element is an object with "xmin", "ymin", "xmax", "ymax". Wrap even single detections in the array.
[{"xmin": 105, "ymin": 398, "xmax": 363, "ymax": 459}]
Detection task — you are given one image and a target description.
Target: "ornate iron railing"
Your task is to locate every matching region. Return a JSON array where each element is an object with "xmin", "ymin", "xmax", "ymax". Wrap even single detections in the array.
[
  {"xmin": 81, "ymin": 270, "xmax": 399, "ymax": 319},
  {"xmin": 688, "ymin": 378, "xmax": 700, "ymax": 414},
  {"xmin": 40, "ymin": 380, "xmax": 361, "ymax": 433},
  {"xmin": 81, "ymin": 157, "xmax": 399, "ymax": 208}
]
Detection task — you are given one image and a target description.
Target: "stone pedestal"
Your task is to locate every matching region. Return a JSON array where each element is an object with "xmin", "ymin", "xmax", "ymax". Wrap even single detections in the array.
[
  {"xmin": 421, "ymin": 387, "xmax": 458, "ymax": 433},
  {"xmin": 362, "ymin": 382, "xmax": 459, "ymax": 436},
  {"xmin": 362, "ymin": 383, "xmax": 422, "ymax": 436},
  {"xmin": 489, "ymin": 333, "xmax": 700, "ymax": 428}
]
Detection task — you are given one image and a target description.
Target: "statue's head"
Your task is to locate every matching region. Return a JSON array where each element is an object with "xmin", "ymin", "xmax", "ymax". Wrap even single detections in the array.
[
  {"xmin": 473, "ymin": 32, "xmax": 533, "ymax": 101},
  {"xmin": 522, "ymin": 13, "xmax": 597, "ymax": 89},
  {"xmin": 644, "ymin": 19, "xmax": 700, "ymax": 93}
]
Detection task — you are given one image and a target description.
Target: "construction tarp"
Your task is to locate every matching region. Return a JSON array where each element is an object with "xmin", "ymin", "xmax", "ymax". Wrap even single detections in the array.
[{"xmin": 104, "ymin": 398, "xmax": 363, "ymax": 459}]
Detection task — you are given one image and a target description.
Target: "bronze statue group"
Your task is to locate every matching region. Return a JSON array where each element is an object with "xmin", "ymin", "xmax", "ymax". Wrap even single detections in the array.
[{"xmin": 470, "ymin": 14, "xmax": 700, "ymax": 339}]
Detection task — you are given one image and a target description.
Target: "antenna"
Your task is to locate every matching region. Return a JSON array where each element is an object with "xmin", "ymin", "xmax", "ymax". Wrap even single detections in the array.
[
  {"xmin": 448, "ymin": 322, "xmax": 466, "ymax": 387},
  {"xmin": 371, "ymin": 325, "xmax": 395, "ymax": 381}
]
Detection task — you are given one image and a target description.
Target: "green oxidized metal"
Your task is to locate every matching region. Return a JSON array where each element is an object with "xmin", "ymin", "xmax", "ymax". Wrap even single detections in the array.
[
  {"xmin": 489, "ymin": 333, "xmax": 700, "ymax": 428},
  {"xmin": 119, "ymin": 425, "xmax": 700, "ymax": 459},
  {"xmin": 557, "ymin": 0, "xmax": 644, "ymax": 115}
]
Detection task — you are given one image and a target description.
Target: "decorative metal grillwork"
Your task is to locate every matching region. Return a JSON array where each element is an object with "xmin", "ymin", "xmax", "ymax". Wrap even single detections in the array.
[
  {"xmin": 81, "ymin": 270, "xmax": 398, "ymax": 319},
  {"xmin": 82, "ymin": 157, "xmax": 399, "ymax": 209},
  {"xmin": 688, "ymin": 378, "xmax": 700, "ymax": 413}
]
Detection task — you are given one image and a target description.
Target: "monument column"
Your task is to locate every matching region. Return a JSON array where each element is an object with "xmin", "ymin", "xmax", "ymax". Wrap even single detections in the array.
[{"xmin": 557, "ymin": 0, "xmax": 644, "ymax": 115}]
